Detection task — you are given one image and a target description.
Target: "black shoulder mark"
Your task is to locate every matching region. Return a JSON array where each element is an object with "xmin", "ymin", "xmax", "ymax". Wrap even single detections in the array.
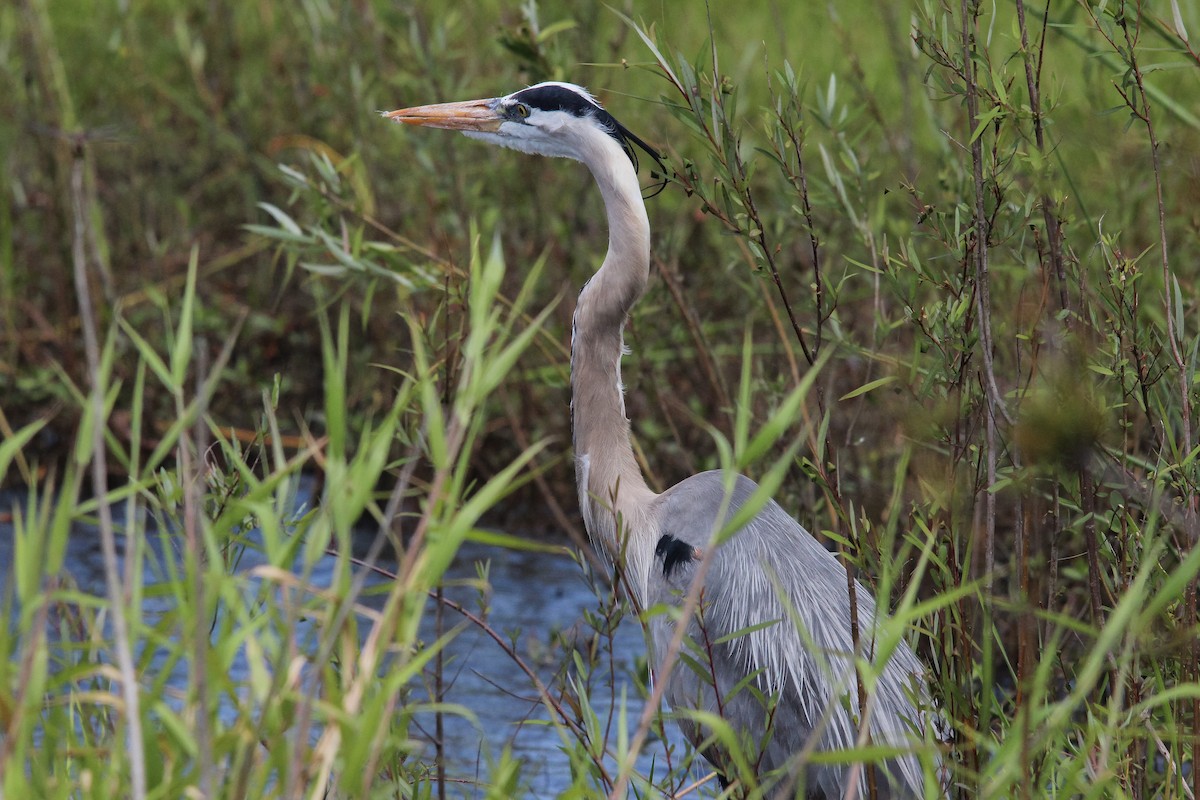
[{"xmin": 655, "ymin": 534, "xmax": 696, "ymax": 579}]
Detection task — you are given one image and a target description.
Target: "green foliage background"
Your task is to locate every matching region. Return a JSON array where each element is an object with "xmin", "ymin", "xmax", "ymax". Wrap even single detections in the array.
[{"xmin": 2, "ymin": 0, "xmax": 1200, "ymax": 797}]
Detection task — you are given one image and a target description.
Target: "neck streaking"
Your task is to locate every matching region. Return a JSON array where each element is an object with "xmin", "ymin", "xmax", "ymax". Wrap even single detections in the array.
[{"xmin": 570, "ymin": 132, "xmax": 658, "ymax": 603}]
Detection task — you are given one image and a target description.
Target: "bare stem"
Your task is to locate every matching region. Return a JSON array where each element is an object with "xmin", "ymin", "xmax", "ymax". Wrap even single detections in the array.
[
  {"xmin": 1112, "ymin": 8, "xmax": 1199, "ymax": 789},
  {"xmin": 180, "ymin": 341, "xmax": 214, "ymax": 799},
  {"xmin": 70, "ymin": 142, "xmax": 147, "ymax": 800},
  {"xmin": 959, "ymin": 0, "xmax": 1004, "ymax": 601},
  {"xmin": 1016, "ymin": 0, "xmax": 1069, "ymax": 316}
]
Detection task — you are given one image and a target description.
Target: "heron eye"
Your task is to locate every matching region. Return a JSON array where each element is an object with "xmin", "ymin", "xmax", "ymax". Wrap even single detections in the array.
[{"xmin": 513, "ymin": 103, "xmax": 531, "ymax": 119}]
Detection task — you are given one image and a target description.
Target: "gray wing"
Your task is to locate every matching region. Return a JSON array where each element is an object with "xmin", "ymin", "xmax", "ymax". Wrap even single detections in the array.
[{"xmin": 647, "ymin": 471, "xmax": 938, "ymax": 797}]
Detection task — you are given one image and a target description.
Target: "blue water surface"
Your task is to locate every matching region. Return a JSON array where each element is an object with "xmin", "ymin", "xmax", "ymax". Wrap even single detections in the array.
[{"xmin": 0, "ymin": 480, "xmax": 698, "ymax": 798}]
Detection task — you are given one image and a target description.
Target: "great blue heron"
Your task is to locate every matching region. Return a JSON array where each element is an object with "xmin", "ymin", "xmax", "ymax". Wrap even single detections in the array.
[{"xmin": 386, "ymin": 82, "xmax": 943, "ymax": 797}]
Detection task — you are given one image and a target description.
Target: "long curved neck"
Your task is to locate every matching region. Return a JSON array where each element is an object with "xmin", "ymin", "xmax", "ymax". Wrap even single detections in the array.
[{"xmin": 571, "ymin": 139, "xmax": 657, "ymax": 596}]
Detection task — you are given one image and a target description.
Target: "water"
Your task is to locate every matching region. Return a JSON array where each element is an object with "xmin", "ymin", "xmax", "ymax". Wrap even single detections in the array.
[{"xmin": 0, "ymin": 484, "xmax": 697, "ymax": 797}]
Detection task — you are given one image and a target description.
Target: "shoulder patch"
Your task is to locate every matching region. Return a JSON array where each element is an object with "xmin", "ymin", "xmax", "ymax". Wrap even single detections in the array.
[{"xmin": 655, "ymin": 534, "xmax": 697, "ymax": 579}]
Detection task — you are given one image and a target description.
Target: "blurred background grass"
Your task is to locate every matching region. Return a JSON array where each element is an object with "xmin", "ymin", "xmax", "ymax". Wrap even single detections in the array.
[
  {"xmin": 3, "ymin": 0, "xmax": 1200, "ymax": 795},
  {"xmin": 3, "ymin": 0, "xmax": 1196, "ymax": 495}
]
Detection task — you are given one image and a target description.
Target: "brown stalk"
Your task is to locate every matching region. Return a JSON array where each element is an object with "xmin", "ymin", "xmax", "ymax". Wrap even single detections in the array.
[
  {"xmin": 654, "ymin": 254, "xmax": 732, "ymax": 414},
  {"xmin": 1016, "ymin": 0, "xmax": 1070, "ymax": 317},
  {"xmin": 959, "ymin": 0, "xmax": 1007, "ymax": 609},
  {"xmin": 764, "ymin": 78, "xmax": 827, "ymax": 356},
  {"xmin": 1013, "ymin": 5, "xmax": 1062, "ymax": 787},
  {"xmin": 434, "ymin": 273, "xmax": 458, "ymax": 800},
  {"xmin": 1079, "ymin": 467, "xmax": 1106, "ymax": 634},
  {"xmin": 1017, "ymin": 503, "xmax": 1032, "ymax": 800},
  {"xmin": 1090, "ymin": 3, "xmax": 1199, "ymax": 789},
  {"xmin": 660, "ymin": 57, "xmax": 816, "ymax": 369}
]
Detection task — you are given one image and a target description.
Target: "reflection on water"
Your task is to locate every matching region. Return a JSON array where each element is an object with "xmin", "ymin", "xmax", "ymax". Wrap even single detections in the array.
[{"xmin": 0, "ymin": 485, "xmax": 696, "ymax": 798}]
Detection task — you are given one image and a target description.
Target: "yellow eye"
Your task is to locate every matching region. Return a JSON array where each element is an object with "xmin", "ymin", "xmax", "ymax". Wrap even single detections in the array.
[{"xmin": 514, "ymin": 103, "xmax": 531, "ymax": 119}]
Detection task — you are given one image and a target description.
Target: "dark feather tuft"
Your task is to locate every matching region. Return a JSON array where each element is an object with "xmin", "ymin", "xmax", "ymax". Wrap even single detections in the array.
[
  {"xmin": 609, "ymin": 117, "xmax": 670, "ymax": 198},
  {"xmin": 512, "ymin": 83, "xmax": 669, "ymax": 198},
  {"xmin": 655, "ymin": 534, "xmax": 696, "ymax": 579}
]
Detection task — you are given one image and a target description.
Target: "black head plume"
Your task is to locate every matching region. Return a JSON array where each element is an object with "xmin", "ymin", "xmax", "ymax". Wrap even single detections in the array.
[
  {"xmin": 511, "ymin": 83, "xmax": 670, "ymax": 198},
  {"xmin": 609, "ymin": 117, "xmax": 670, "ymax": 199}
]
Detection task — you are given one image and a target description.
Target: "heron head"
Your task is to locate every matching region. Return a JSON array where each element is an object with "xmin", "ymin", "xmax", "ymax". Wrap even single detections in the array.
[{"xmin": 385, "ymin": 82, "xmax": 662, "ymax": 174}]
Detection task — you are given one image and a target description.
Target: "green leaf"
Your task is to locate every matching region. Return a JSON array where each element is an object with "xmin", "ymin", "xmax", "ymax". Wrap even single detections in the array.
[
  {"xmin": 465, "ymin": 528, "xmax": 565, "ymax": 554},
  {"xmin": 256, "ymin": 201, "xmax": 303, "ymax": 235},
  {"xmin": 0, "ymin": 420, "xmax": 45, "ymax": 485},
  {"xmin": 536, "ymin": 18, "xmax": 578, "ymax": 42},
  {"xmin": 170, "ymin": 245, "xmax": 199, "ymax": 386},
  {"xmin": 712, "ymin": 617, "xmax": 782, "ymax": 646},
  {"xmin": 969, "ymin": 106, "xmax": 1005, "ymax": 143},
  {"xmin": 839, "ymin": 375, "xmax": 897, "ymax": 401},
  {"xmin": 740, "ymin": 346, "xmax": 833, "ymax": 469}
]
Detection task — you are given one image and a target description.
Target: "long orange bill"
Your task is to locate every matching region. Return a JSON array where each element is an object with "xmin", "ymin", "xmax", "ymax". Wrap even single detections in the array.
[{"xmin": 383, "ymin": 98, "xmax": 503, "ymax": 132}]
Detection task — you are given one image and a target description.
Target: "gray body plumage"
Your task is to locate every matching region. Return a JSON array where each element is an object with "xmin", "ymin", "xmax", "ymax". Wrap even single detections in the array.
[
  {"xmin": 649, "ymin": 472, "xmax": 933, "ymax": 796},
  {"xmin": 386, "ymin": 81, "xmax": 944, "ymax": 798}
]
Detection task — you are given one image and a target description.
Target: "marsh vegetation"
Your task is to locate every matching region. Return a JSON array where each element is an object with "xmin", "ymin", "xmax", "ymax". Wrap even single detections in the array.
[{"xmin": 2, "ymin": 0, "xmax": 1199, "ymax": 797}]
